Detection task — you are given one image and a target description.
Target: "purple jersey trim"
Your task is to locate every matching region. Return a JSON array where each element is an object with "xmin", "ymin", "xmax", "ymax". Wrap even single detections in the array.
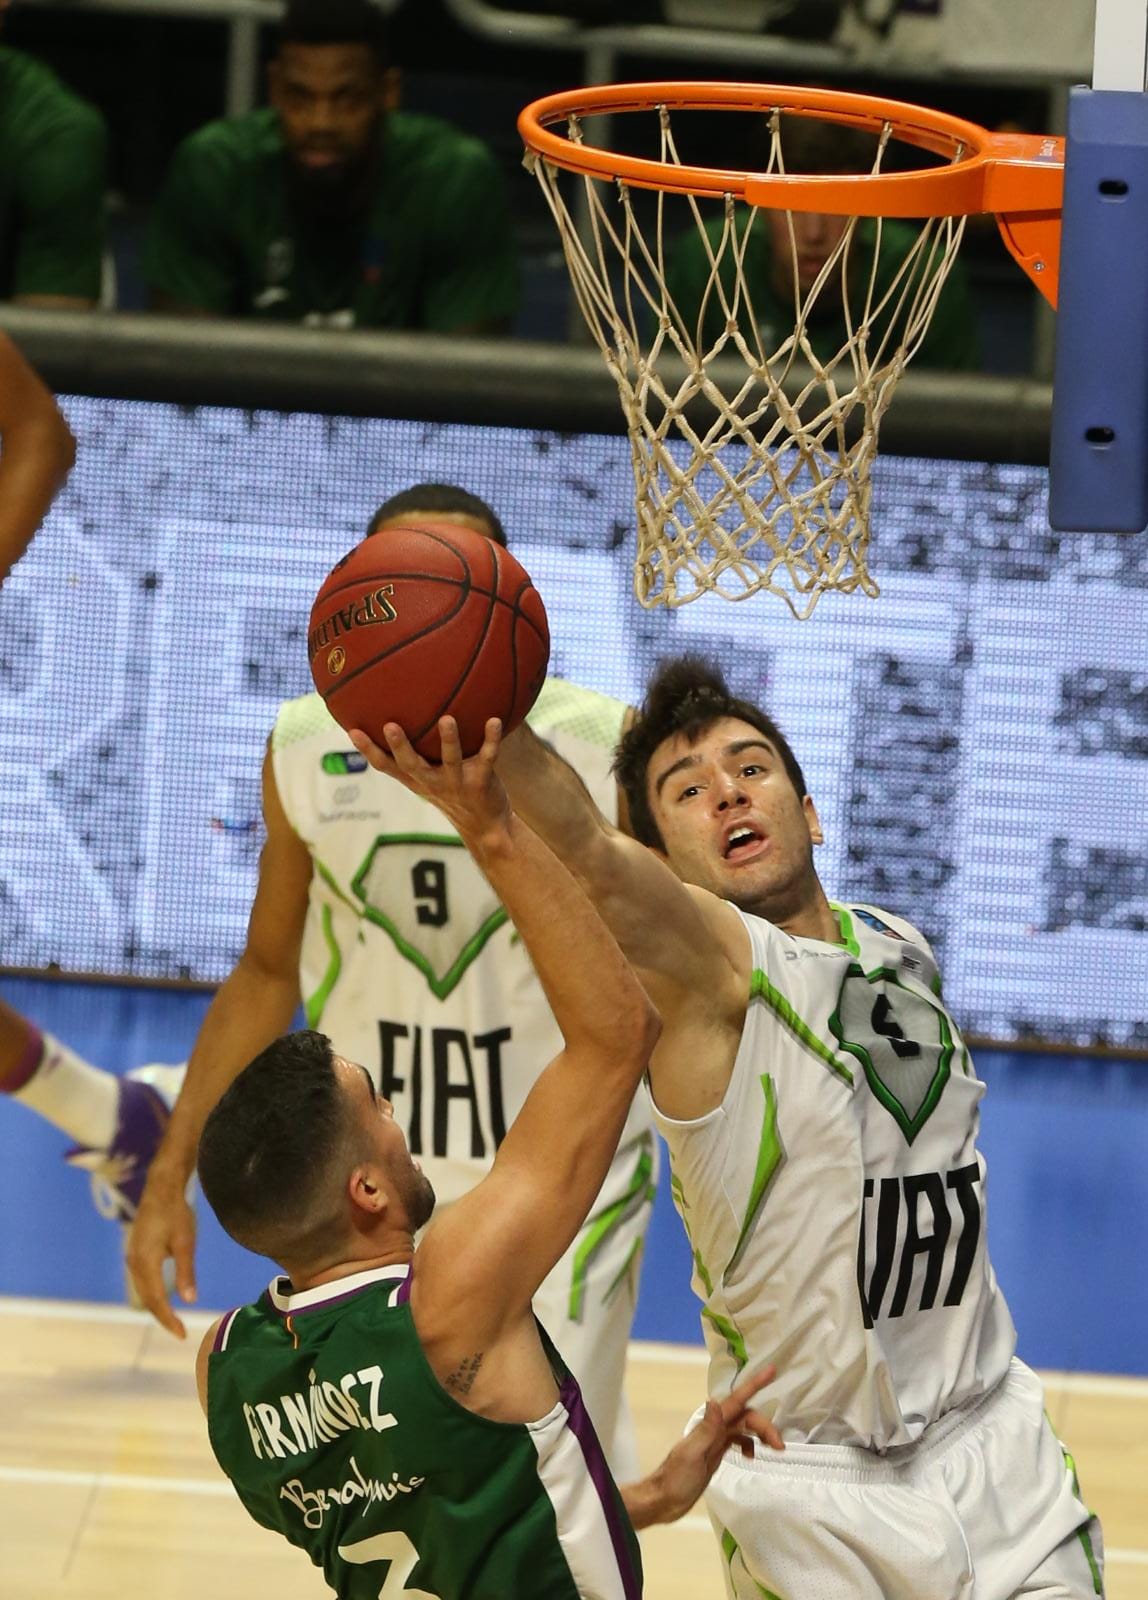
[
  {"xmin": 213, "ymin": 1308, "xmax": 240, "ymax": 1353},
  {"xmin": 559, "ymin": 1374, "xmax": 642, "ymax": 1600},
  {"xmin": 396, "ymin": 1267, "xmax": 412, "ymax": 1305},
  {"xmin": 271, "ymin": 1282, "xmax": 375, "ymax": 1320},
  {"xmin": 266, "ymin": 1264, "xmax": 412, "ymax": 1321}
]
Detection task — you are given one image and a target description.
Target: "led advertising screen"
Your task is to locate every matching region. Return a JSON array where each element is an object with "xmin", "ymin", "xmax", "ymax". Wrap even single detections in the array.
[{"xmin": 2, "ymin": 396, "xmax": 1146, "ymax": 1049}]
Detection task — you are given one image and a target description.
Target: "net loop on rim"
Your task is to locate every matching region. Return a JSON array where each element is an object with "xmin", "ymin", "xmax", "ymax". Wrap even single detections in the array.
[{"xmin": 521, "ymin": 85, "xmax": 1062, "ymax": 619}]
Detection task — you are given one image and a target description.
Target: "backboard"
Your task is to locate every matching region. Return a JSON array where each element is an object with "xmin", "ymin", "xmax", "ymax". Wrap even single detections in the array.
[{"xmin": 1049, "ymin": 0, "xmax": 1148, "ymax": 532}]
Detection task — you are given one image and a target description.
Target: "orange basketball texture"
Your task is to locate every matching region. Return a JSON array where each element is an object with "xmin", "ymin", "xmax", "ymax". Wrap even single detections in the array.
[{"xmin": 308, "ymin": 521, "xmax": 550, "ymax": 760}]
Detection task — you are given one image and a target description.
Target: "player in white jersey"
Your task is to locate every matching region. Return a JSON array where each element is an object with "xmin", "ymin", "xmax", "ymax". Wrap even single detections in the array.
[
  {"xmin": 351, "ymin": 652, "xmax": 1105, "ymax": 1599},
  {"xmin": 125, "ymin": 483, "xmax": 656, "ymax": 1477}
]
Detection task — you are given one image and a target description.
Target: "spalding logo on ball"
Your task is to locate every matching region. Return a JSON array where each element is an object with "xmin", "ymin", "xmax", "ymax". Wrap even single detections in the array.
[{"xmin": 308, "ymin": 519, "xmax": 551, "ymax": 761}]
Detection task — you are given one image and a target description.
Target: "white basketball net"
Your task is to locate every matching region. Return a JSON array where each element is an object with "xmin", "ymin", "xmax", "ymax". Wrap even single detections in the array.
[{"xmin": 527, "ymin": 108, "xmax": 967, "ymax": 618}]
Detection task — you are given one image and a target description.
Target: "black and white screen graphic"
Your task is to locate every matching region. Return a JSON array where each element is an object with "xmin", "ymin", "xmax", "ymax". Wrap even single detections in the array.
[{"xmin": 2, "ymin": 396, "xmax": 1146, "ymax": 1048}]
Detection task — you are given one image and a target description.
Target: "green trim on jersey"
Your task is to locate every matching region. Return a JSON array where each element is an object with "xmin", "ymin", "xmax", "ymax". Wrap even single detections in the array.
[
  {"xmin": 605, "ymin": 1234, "xmax": 646, "ymax": 1307},
  {"xmin": 830, "ymin": 902, "xmax": 862, "ymax": 956},
  {"xmin": 314, "ymin": 856, "xmax": 362, "ymax": 915},
  {"xmin": 316, "ymin": 864, "xmax": 361, "ymax": 915},
  {"xmin": 828, "ymin": 964, "xmax": 954, "ymax": 1145},
  {"xmin": 702, "ymin": 1307, "xmax": 748, "ymax": 1372},
  {"xmin": 305, "ymin": 903, "xmax": 343, "ymax": 1029},
  {"xmin": 669, "ymin": 1169, "xmax": 715, "ymax": 1297},
  {"xmin": 567, "ymin": 1136, "xmax": 657, "ymax": 1321},
  {"xmin": 350, "ymin": 834, "xmax": 509, "ymax": 999},
  {"xmin": 671, "ymin": 1160, "xmax": 748, "ymax": 1368},
  {"xmin": 1060, "ymin": 1445, "xmax": 1104, "ymax": 1595},
  {"xmin": 725, "ymin": 1074, "xmax": 784, "ymax": 1280},
  {"xmin": 720, "ymin": 1524, "xmax": 786, "ymax": 1600},
  {"xmin": 749, "ymin": 969, "xmax": 853, "ymax": 1087}
]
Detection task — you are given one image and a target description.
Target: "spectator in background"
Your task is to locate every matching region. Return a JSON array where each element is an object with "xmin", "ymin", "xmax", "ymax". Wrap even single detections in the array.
[
  {"xmin": 0, "ymin": 0, "xmax": 107, "ymax": 308},
  {"xmin": 665, "ymin": 117, "xmax": 979, "ymax": 371},
  {"xmin": 0, "ymin": 332, "xmax": 75, "ymax": 581},
  {"xmin": 144, "ymin": 0, "xmax": 518, "ymax": 333}
]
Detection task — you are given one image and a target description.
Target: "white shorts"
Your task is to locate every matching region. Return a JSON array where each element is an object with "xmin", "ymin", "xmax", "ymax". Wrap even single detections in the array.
[
  {"xmin": 532, "ymin": 1129, "xmax": 659, "ymax": 1483},
  {"xmin": 703, "ymin": 1358, "xmax": 1104, "ymax": 1600}
]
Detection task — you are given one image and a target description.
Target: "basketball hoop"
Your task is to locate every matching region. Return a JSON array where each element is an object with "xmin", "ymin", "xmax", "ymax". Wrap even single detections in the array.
[{"xmin": 519, "ymin": 83, "xmax": 1063, "ymax": 618}]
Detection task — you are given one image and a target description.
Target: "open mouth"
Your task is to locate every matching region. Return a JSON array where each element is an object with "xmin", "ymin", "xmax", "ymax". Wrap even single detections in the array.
[{"xmin": 723, "ymin": 825, "xmax": 767, "ymax": 863}]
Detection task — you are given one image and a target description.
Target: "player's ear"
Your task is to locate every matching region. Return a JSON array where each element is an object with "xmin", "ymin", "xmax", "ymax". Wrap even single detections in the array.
[
  {"xmin": 348, "ymin": 1164, "xmax": 388, "ymax": 1222},
  {"xmin": 803, "ymin": 794, "xmax": 824, "ymax": 847}
]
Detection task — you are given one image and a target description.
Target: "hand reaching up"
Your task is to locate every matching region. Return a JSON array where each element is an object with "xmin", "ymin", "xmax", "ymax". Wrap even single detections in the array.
[{"xmin": 349, "ymin": 716, "xmax": 512, "ymax": 850}]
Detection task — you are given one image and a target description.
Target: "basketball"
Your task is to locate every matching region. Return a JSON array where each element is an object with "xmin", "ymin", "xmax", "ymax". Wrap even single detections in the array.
[{"xmin": 307, "ymin": 519, "xmax": 550, "ymax": 760}]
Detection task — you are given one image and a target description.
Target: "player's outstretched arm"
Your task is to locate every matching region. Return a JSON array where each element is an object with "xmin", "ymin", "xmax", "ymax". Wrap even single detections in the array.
[
  {"xmin": 127, "ymin": 742, "xmax": 312, "ymax": 1337},
  {"xmin": 0, "ymin": 332, "xmax": 75, "ymax": 583},
  {"xmin": 498, "ymin": 720, "xmax": 748, "ymax": 1008},
  {"xmin": 353, "ymin": 716, "xmax": 659, "ymax": 1325},
  {"xmin": 351, "ymin": 717, "xmax": 742, "ymax": 1031},
  {"xmin": 621, "ymin": 1364, "xmax": 784, "ymax": 1529}
]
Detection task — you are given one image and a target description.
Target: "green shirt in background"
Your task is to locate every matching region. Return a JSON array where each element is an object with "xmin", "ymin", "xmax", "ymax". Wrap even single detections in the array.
[
  {"xmin": 0, "ymin": 46, "xmax": 107, "ymax": 302},
  {"xmin": 664, "ymin": 210, "xmax": 980, "ymax": 371},
  {"xmin": 144, "ymin": 108, "xmax": 519, "ymax": 331}
]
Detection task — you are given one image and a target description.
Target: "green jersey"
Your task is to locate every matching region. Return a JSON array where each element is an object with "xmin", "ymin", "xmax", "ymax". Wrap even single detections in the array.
[
  {"xmin": 207, "ymin": 1264, "xmax": 643, "ymax": 1599},
  {"xmin": 144, "ymin": 108, "xmax": 519, "ymax": 330},
  {"xmin": 665, "ymin": 209, "xmax": 978, "ymax": 370},
  {"xmin": 0, "ymin": 46, "xmax": 106, "ymax": 301}
]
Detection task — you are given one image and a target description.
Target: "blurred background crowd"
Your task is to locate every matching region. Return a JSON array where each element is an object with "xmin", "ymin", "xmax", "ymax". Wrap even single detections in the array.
[{"xmin": 0, "ymin": 0, "xmax": 1095, "ymax": 372}]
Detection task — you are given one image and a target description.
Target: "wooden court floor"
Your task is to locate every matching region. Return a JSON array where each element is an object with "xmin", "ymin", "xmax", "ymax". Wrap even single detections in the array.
[{"xmin": 2, "ymin": 1298, "xmax": 1144, "ymax": 1600}]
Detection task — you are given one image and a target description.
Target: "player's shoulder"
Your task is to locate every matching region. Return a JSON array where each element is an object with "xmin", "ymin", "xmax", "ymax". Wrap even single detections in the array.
[
  {"xmin": 195, "ymin": 1304, "xmax": 248, "ymax": 1403},
  {"xmin": 526, "ymin": 674, "xmax": 628, "ymax": 751},
  {"xmin": 842, "ymin": 900, "xmax": 928, "ymax": 941},
  {"xmin": 839, "ymin": 901, "xmax": 936, "ymax": 955},
  {"xmin": 172, "ymin": 108, "xmax": 281, "ymax": 177},
  {"xmin": 384, "ymin": 111, "xmax": 502, "ymax": 186},
  {"xmin": 271, "ymin": 690, "xmax": 344, "ymax": 753},
  {"xmin": 0, "ymin": 44, "xmax": 103, "ymax": 139}
]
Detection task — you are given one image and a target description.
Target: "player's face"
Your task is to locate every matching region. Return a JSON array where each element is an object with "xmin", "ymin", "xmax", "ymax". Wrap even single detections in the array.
[
  {"xmin": 647, "ymin": 716, "xmax": 823, "ymax": 914},
  {"xmin": 763, "ymin": 206, "xmax": 851, "ymax": 297},
  {"xmin": 337, "ymin": 1057, "xmax": 436, "ymax": 1232},
  {"xmin": 269, "ymin": 44, "xmax": 391, "ymax": 183}
]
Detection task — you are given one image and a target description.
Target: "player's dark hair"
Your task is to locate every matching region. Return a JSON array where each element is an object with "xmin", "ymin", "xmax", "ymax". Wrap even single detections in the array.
[
  {"xmin": 277, "ymin": 0, "xmax": 391, "ymax": 66},
  {"xmin": 366, "ymin": 483, "xmax": 508, "ymax": 547},
  {"xmin": 198, "ymin": 1030, "xmax": 361, "ymax": 1262},
  {"xmin": 614, "ymin": 655, "xmax": 808, "ymax": 850}
]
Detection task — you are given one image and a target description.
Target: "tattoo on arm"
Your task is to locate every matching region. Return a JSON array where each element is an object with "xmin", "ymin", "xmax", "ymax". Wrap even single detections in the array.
[{"xmin": 444, "ymin": 1352, "xmax": 484, "ymax": 1397}]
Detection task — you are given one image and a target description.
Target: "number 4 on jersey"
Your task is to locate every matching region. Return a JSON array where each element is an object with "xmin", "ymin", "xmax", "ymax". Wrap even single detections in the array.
[{"xmin": 340, "ymin": 1531, "xmax": 441, "ymax": 1599}]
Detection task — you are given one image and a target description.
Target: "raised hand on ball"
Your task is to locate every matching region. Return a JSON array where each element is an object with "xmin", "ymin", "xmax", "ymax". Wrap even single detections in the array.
[{"xmin": 349, "ymin": 716, "xmax": 512, "ymax": 845}]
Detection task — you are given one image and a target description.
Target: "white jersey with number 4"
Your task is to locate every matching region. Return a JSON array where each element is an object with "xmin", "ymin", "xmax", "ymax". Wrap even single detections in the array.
[{"xmin": 651, "ymin": 902, "xmax": 1016, "ymax": 1451}]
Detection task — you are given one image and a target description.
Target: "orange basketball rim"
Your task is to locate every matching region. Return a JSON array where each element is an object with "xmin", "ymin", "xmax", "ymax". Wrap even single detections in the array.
[{"xmin": 518, "ymin": 82, "xmax": 1064, "ymax": 306}]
